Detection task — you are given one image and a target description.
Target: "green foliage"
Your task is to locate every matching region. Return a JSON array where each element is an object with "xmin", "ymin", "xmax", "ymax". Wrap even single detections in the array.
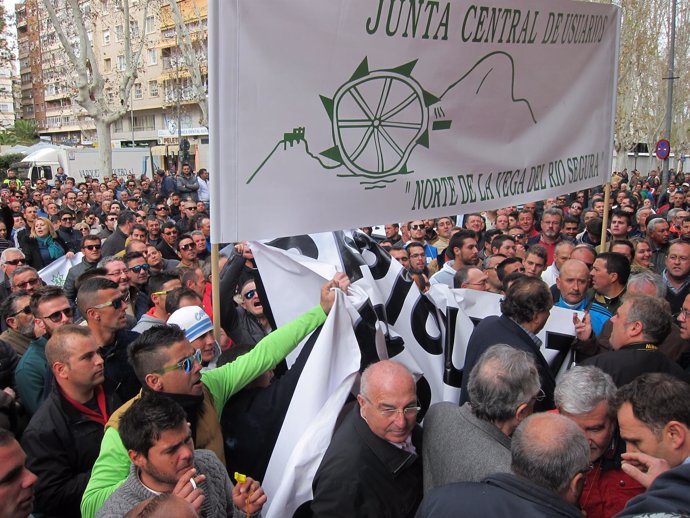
[
  {"xmin": 0, "ymin": 153, "xmax": 27, "ymax": 174},
  {"xmin": 12, "ymin": 120, "xmax": 39, "ymax": 145}
]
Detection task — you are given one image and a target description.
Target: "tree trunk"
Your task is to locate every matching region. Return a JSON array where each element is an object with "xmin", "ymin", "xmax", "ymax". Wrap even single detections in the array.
[{"xmin": 96, "ymin": 119, "xmax": 113, "ymax": 179}]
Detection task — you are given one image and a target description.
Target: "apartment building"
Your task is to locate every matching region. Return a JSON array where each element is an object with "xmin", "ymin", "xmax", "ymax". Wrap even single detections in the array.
[{"xmin": 16, "ymin": 0, "xmax": 207, "ymax": 153}]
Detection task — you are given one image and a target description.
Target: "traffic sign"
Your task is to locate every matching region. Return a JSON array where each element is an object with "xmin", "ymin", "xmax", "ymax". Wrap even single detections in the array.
[{"xmin": 655, "ymin": 139, "xmax": 671, "ymax": 160}]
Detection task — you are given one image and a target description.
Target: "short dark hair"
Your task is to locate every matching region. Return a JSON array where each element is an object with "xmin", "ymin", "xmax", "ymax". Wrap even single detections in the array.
[
  {"xmin": 123, "ymin": 251, "xmax": 146, "ymax": 266},
  {"xmin": 117, "ymin": 210, "xmax": 136, "ymax": 227},
  {"xmin": 148, "ymin": 272, "xmax": 180, "ymax": 295},
  {"xmin": 177, "ymin": 233, "xmax": 193, "ymax": 251},
  {"xmin": 128, "ymin": 325, "xmax": 188, "ymax": 384},
  {"xmin": 77, "ymin": 277, "xmax": 119, "ymax": 314},
  {"xmin": 448, "ymin": 230, "xmax": 476, "ymax": 255},
  {"xmin": 30, "ymin": 286, "xmax": 66, "ymax": 316},
  {"xmin": 165, "ymin": 287, "xmax": 201, "ymax": 315},
  {"xmin": 596, "ymin": 252, "xmax": 631, "ymax": 286},
  {"xmin": 615, "ymin": 373, "xmax": 690, "ymax": 434},
  {"xmin": 501, "ymin": 276, "xmax": 553, "ymax": 324},
  {"xmin": 119, "ymin": 393, "xmax": 187, "ymax": 456},
  {"xmin": 611, "ymin": 209, "xmax": 632, "ymax": 226},
  {"xmin": 526, "ymin": 244, "xmax": 547, "ymax": 263},
  {"xmin": 496, "ymin": 257, "xmax": 523, "ymax": 282},
  {"xmin": 491, "ymin": 234, "xmax": 514, "ymax": 253},
  {"xmin": 81, "ymin": 234, "xmax": 101, "ymax": 248}
]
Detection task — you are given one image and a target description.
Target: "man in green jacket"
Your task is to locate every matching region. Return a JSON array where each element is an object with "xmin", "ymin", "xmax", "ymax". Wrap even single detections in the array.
[{"xmin": 81, "ymin": 273, "xmax": 348, "ymax": 518}]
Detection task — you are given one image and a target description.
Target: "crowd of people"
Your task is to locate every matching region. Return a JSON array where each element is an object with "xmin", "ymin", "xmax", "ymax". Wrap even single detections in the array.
[{"xmin": 1, "ymin": 164, "xmax": 690, "ymax": 518}]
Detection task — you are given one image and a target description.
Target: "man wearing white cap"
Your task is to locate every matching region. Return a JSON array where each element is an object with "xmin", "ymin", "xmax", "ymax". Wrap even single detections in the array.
[{"xmin": 168, "ymin": 305, "xmax": 220, "ymax": 371}]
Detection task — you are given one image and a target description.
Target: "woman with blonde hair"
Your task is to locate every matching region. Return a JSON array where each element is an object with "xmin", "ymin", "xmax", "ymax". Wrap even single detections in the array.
[
  {"xmin": 20, "ymin": 216, "xmax": 71, "ymax": 269},
  {"xmin": 631, "ymin": 237, "xmax": 653, "ymax": 274}
]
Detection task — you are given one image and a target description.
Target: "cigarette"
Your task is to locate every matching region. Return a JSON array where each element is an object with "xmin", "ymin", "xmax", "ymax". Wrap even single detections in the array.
[{"xmin": 190, "ymin": 477, "xmax": 198, "ymax": 490}]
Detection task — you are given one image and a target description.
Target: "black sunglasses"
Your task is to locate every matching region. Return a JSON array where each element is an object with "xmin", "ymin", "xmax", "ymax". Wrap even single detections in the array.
[
  {"xmin": 5, "ymin": 258, "xmax": 26, "ymax": 266},
  {"xmin": 11, "ymin": 305, "xmax": 32, "ymax": 317},
  {"xmin": 129, "ymin": 264, "xmax": 150, "ymax": 273},
  {"xmin": 243, "ymin": 289, "xmax": 257, "ymax": 300},
  {"xmin": 179, "ymin": 243, "xmax": 194, "ymax": 251},
  {"xmin": 83, "ymin": 244, "xmax": 102, "ymax": 251},
  {"xmin": 42, "ymin": 307, "xmax": 73, "ymax": 323}
]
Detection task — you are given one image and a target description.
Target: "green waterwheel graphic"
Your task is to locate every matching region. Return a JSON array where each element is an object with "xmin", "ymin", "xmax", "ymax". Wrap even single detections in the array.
[{"xmin": 320, "ymin": 58, "xmax": 440, "ymax": 179}]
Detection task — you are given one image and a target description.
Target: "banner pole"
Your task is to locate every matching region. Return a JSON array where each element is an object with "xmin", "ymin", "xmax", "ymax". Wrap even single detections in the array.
[
  {"xmin": 599, "ymin": 183, "xmax": 611, "ymax": 252},
  {"xmin": 211, "ymin": 243, "xmax": 221, "ymax": 342}
]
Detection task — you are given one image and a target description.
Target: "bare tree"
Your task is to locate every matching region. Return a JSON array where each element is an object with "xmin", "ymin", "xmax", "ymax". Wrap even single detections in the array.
[
  {"xmin": 166, "ymin": 0, "xmax": 207, "ymax": 127},
  {"xmin": 41, "ymin": 0, "xmax": 151, "ymax": 176}
]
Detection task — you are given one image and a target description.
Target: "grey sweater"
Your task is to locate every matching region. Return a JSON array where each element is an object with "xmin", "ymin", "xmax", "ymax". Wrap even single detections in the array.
[{"xmin": 96, "ymin": 449, "xmax": 260, "ymax": 518}]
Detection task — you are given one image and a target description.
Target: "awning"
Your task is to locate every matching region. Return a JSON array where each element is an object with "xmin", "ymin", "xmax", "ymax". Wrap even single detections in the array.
[{"xmin": 150, "ymin": 145, "xmax": 180, "ymax": 156}]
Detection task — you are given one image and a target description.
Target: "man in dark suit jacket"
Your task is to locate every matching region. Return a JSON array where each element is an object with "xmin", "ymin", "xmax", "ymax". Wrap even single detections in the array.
[{"xmin": 460, "ymin": 275, "xmax": 556, "ymax": 411}]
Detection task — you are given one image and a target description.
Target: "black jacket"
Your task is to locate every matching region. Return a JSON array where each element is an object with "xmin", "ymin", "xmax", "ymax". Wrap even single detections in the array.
[
  {"xmin": 616, "ymin": 463, "xmax": 690, "ymax": 517},
  {"xmin": 460, "ymin": 315, "xmax": 556, "ymax": 411},
  {"xmin": 100, "ymin": 329, "xmax": 141, "ymax": 402},
  {"xmin": 19, "ymin": 234, "xmax": 69, "ymax": 270},
  {"xmin": 21, "ymin": 383, "xmax": 118, "ymax": 518},
  {"xmin": 310, "ymin": 407, "xmax": 423, "ymax": 518},
  {"xmin": 416, "ymin": 473, "xmax": 583, "ymax": 518},
  {"xmin": 581, "ymin": 342, "xmax": 690, "ymax": 387},
  {"xmin": 156, "ymin": 239, "xmax": 179, "ymax": 261},
  {"xmin": 220, "ymin": 326, "xmax": 319, "ymax": 480}
]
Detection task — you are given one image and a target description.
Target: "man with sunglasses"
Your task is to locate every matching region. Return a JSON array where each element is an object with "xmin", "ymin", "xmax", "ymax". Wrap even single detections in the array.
[
  {"xmin": 176, "ymin": 234, "xmax": 199, "ymax": 269},
  {"xmin": 157, "ymin": 222, "xmax": 180, "ymax": 261},
  {"xmin": 311, "ymin": 360, "xmax": 422, "ymax": 517},
  {"xmin": 21, "ymin": 325, "xmax": 119, "ymax": 518},
  {"xmin": 16, "ymin": 286, "xmax": 74, "ymax": 416},
  {"xmin": 132, "ymin": 272, "xmax": 182, "ymax": 334},
  {"xmin": 64, "ymin": 235, "xmax": 103, "ymax": 304},
  {"xmin": 0, "ymin": 291, "xmax": 35, "ymax": 357},
  {"xmin": 56, "ymin": 209, "xmax": 81, "ymax": 253},
  {"xmin": 123, "ymin": 251, "xmax": 152, "ymax": 320},
  {"xmin": 78, "ymin": 278, "xmax": 141, "ymax": 403},
  {"xmin": 81, "ymin": 274, "xmax": 347, "ymax": 517},
  {"xmin": 102, "ymin": 211, "xmax": 136, "ymax": 257},
  {"xmin": 0, "ymin": 248, "xmax": 27, "ymax": 301},
  {"xmin": 97, "ymin": 212, "xmax": 117, "ymax": 240},
  {"xmin": 10, "ymin": 266, "xmax": 43, "ymax": 294}
]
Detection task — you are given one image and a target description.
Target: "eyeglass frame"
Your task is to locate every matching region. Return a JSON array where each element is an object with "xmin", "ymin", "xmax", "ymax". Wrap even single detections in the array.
[
  {"xmin": 40, "ymin": 307, "xmax": 74, "ymax": 323},
  {"xmin": 153, "ymin": 349, "xmax": 202, "ymax": 375},
  {"xmin": 128, "ymin": 263, "xmax": 151, "ymax": 273},
  {"xmin": 10, "ymin": 305, "xmax": 32, "ymax": 318},
  {"xmin": 361, "ymin": 395, "xmax": 421, "ymax": 418}
]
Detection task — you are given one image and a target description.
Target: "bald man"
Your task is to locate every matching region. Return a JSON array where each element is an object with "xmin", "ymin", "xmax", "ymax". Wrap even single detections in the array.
[{"xmin": 311, "ymin": 360, "xmax": 423, "ymax": 518}]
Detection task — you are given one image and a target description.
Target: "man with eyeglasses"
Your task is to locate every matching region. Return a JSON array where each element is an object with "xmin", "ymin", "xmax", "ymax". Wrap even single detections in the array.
[
  {"xmin": 16, "ymin": 286, "xmax": 74, "ymax": 417},
  {"xmin": 82, "ymin": 276, "xmax": 140, "ymax": 392},
  {"xmin": 132, "ymin": 272, "xmax": 181, "ymax": 334},
  {"xmin": 176, "ymin": 234, "xmax": 199, "ymax": 269},
  {"xmin": 97, "ymin": 212, "xmax": 117, "ymax": 240},
  {"xmin": 10, "ymin": 266, "xmax": 42, "ymax": 294},
  {"xmin": 63, "ymin": 235, "xmax": 103, "ymax": 305},
  {"xmin": 0, "ymin": 248, "xmax": 27, "ymax": 301},
  {"xmin": 102, "ymin": 211, "xmax": 136, "ymax": 257},
  {"xmin": 0, "ymin": 291, "xmax": 35, "ymax": 357},
  {"xmin": 423, "ymin": 345, "xmax": 540, "ymax": 494},
  {"xmin": 21, "ymin": 325, "xmax": 118, "ymax": 518},
  {"xmin": 311, "ymin": 360, "xmax": 422, "ymax": 517},
  {"xmin": 123, "ymin": 251, "xmax": 152, "ymax": 320},
  {"xmin": 81, "ymin": 274, "xmax": 346, "ymax": 517},
  {"xmin": 157, "ymin": 222, "xmax": 180, "ymax": 261}
]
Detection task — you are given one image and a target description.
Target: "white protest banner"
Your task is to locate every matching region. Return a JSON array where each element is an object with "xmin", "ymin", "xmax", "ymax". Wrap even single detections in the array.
[
  {"xmin": 38, "ymin": 253, "xmax": 83, "ymax": 287},
  {"xmin": 209, "ymin": 0, "xmax": 620, "ymax": 242}
]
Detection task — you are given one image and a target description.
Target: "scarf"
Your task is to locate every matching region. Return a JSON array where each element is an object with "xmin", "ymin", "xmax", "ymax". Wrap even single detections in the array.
[
  {"xmin": 37, "ymin": 235, "xmax": 64, "ymax": 259},
  {"xmin": 155, "ymin": 390, "xmax": 205, "ymax": 439}
]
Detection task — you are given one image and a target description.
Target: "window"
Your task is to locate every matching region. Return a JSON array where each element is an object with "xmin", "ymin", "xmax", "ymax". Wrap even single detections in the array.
[
  {"xmin": 147, "ymin": 48, "xmax": 157, "ymax": 65},
  {"xmin": 130, "ymin": 21, "xmax": 139, "ymax": 39},
  {"xmin": 103, "ymin": 30, "xmax": 110, "ymax": 45},
  {"xmin": 116, "ymin": 55, "xmax": 125, "ymax": 71},
  {"xmin": 149, "ymin": 80, "xmax": 158, "ymax": 97},
  {"xmin": 115, "ymin": 24, "xmax": 123, "ymax": 41},
  {"xmin": 0, "ymin": 104, "xmax": 10, "ymax": 112},
  {"xmin": 145, "ymin": 15, "xmax": 155, "ymax": 34},
  {"xmin": 132, "ymin": 114, "xmax": 155, "ymax": 131},
  {"xmin": 113, "ymin": 118, "xmax": 123, "ymax": 132},
  {"xmin": 134, "ymin": 83, "xmax": 142, "ymax": 99},
  {"xmin": 104, "ymin": 58, "xmax": 111, "ymax": 72}
]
